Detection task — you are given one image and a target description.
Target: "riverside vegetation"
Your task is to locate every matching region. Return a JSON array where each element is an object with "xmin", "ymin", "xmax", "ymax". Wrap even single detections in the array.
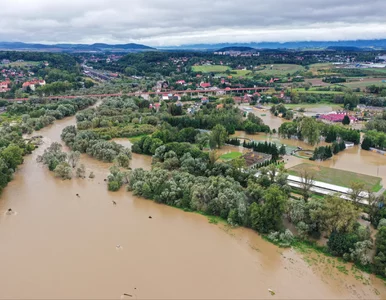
[
  {"xmin": 54, "ymin": 95, "xmax": 386, "ymax": 279},
  {"xmin": 0, "ymin": 97, "xmax": 97, "ymax": 194}
]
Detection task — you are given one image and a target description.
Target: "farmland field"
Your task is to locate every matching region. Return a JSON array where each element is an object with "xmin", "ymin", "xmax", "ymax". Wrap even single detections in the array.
[
  {"xmin": 218, "ymin": 69, "xmax": 254, "ymax": 78},
  {"xmin": 254, "ymin": 64, "xmax": 305, "ymax": 76},
  {"xmin": 288, "ymin": 163, "xmax": 382, "ymax": 191},
  {"xmin": 293, "ymin": 88, "xmax": 344, "ymax": 94},
  {"xmin": 341, "ymin": 78, "xmax": 386, "ymax": 89},
  {"xmin": 192, "ymin": 65, "xmax": 230, "ymax": 73}
]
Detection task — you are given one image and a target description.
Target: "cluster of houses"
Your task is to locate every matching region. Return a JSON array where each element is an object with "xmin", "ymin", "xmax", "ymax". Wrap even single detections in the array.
[
  {"xmin": 22, "ymin": 79, "xmax": 46, "ymax": 91},
  {"xmin": 214, "ymin": 51, "xmax": 260, "ymax": 57}
]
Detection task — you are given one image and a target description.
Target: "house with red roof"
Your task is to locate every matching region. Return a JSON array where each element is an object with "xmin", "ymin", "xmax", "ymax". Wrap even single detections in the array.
[
  {"xmin": 0, "ymin": 80, "xmax": 10, "ymax": 93},
  {"xmin": 22, "ymin": 79, "xmax": 46, "ymax": 91},
  {"xmin": 176, "ymin": 80, "xmax": 186, "ymax": 85},
  {"xmin": 200, "ymin": 82, "xmax": 211, "ymax": 89}
]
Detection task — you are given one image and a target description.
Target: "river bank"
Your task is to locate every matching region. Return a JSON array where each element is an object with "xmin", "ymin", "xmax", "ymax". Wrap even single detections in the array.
[{"xmin": 0, "ymin": 114, "xmax": 386, "ymax": 299}]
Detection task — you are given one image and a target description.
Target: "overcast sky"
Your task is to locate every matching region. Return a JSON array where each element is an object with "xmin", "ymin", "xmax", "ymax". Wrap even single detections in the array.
[{"xmin": 1, "ymin": 0, "xmax": 386, "ymax": 46}]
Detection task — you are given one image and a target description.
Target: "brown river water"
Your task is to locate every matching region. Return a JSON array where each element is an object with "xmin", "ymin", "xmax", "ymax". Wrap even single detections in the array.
[{"xmin": 1, "ymin": 114, "xmax": 386, "ymax": 299}]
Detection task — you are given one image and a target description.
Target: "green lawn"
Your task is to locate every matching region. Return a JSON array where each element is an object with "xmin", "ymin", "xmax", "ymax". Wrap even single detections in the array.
[
  {"xmin": 128, "ymin": 134, "xmax": 149, "ymax": 143},
  {"xmin": 288, "ymin": 163, "xmax": 382, "ymax": 191},
  {"xmin": 254, "ymin": 64, "xmax": 305, "ymax": 76},
  {"xmin": 192, "ymin": 65, "xmax": 230, "ymax": 73},
  {"xmin": 220, "ymin": 151, "xmax": 243, "ymax": 161}
]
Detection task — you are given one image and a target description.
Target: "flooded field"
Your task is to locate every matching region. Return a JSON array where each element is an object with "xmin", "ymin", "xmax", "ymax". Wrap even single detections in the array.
[
  {"xmin": 0, "ymin": 114, "xmax": 386, "ymax": 299},
  {"xmin": 232, "ymin": 131, "xmax": 386, "ymax": 185}
]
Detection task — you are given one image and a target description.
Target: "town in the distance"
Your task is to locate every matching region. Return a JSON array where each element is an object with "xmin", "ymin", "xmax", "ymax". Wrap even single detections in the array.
[{"xmin": 2, "ymin": 40, "xmax": 386, "ymax": 299}]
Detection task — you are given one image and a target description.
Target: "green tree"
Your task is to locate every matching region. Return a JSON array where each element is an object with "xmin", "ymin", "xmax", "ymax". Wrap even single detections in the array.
[
  {"xmin": 342, "ymin": 115, "xmax": 351, "ymax": 125},
  {"xmin": 115, "ymin": 153, "xmax": 131, "ymax": 168},
  {"xmin": 343, "ymin": 92, "xmax": 359, "ymax": 110},
  {"xmin": 1, "ymin": 144, "xmax": 24, "ymax": 170},
  {"xmin": 374, "ymin": 226, "xmax": 386, "ymax": 276},
  {"xmin": 311, "ymin": 195, "xmax": 360, "ymax": 234},
  {"xmin": 300, "ymin": 118, "xmax": 320, "ymax": 146},
  {"xmin": 36, "ymin": 142, "xmax": 67, "ymax": 171},
  {"xmin": 249, "ymin": 186, "xmax": 287, "ymax": 233},
  {"xmin": 209, "ymin": 124, "xmax": 228, "ymax": 149}
]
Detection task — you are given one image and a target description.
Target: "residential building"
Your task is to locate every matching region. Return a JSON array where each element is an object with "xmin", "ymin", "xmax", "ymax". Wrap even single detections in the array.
[{"xmin": 22, "ymin": 79, "xmax": 46, "ymax": 91}]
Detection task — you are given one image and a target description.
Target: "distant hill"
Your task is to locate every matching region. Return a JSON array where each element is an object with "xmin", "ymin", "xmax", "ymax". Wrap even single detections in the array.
[
  {"xmin": 216, "ymin": 46, "xmax": 256, "ymax": 52},
  {"xmin": 0, "ymin": 42, "xmax": 155, "ymax": 53},
  {"xmin": 159, "ymin": 39, "xmax": 386, "ymax": 50}
]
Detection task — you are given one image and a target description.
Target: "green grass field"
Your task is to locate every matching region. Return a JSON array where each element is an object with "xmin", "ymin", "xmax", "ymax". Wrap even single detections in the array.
[
  {"xmin": 220, "ymin": 151, "xmax": 243, "ymax": 161},
  {"xmin": 362, "ymin": 68, "xmax": 386, "ymax": 75},
  {"xmin": 288, "ymin": 163, "xmax": 382, "ymax": 191},
  {"xmin": 342, "ymin": 79, "xmax": 386, "ymax": 89},
  {"xmin": 254, "ymin": 64, "xmax": 305, "ymax": 76},
  {"xmin": 293, "ymin": 88, "xmax": 344, "ymax": 94},
  {"xmin": 218, "ymin": 69, "xmax": 254, "ymax": 78},
  {"xmin": 192, "ymin": 65, "xmax": 230, "ymax": 73},
  {"xmin": 3, "ymin": 61, "xmax": 40, "ymax": 67}
]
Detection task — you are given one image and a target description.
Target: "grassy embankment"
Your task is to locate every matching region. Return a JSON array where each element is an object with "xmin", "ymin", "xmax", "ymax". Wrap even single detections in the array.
[{"xmin": 219, "ymin": 151, "xmax": 243, "ymax": 161}]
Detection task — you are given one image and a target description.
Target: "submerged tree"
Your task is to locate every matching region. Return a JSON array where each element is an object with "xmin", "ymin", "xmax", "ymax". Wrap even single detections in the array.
[
  {"xmin": 54, "ymin": 162, "xmax": 72, "ymax": 180},
  {"xmin": 300, "ymin": 118, "xmax": 320, "ymax": 146},
  {"xmin": 37, "ymin": 142, "xmax": 67, "ymax": 171},
  {"xmin": 76, "ymin": 164, "xmax": 86, "ymax": 178},
  {"xmin": 67, "ymin": 151, "xmax": 81, "ymax": 168}
]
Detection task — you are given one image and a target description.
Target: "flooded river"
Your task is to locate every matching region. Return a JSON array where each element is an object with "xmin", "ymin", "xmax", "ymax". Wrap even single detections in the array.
[{"xmin": 0, "ymin": 114, "xmax": 386, "ymax": 299}]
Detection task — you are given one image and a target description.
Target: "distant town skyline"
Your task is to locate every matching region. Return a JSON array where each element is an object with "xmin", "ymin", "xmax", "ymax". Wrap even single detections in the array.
[{"xmin": 1, "ymin": 0, "xmax": 386, "ymax": 46}]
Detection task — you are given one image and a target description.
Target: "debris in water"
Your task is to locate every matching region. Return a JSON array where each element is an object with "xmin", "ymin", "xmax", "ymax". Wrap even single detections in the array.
[
  {"xmin": 120, "ymin": 293, "xmax": 133, "ymax": 299},
  {"xmin": 116, "ymin": 244, "xmax": 123, "ymax": 250},
  {"xmin": 76, "ymin": 194, "xmax": 80, "ymax": 197},
  {"xmin": 6, "ymin": 208, "xmax": 13, "ymax": 215},
  {"xmin": 148, "ymin": 216, "xmax": 152, "ymax": 219},
  {"xmin": 268, "ymin": 288, "xmax": 275, "ymax": 296},
  {"xmin": 112, "ymin": 201, "xmax": 117, "ymax": 206}
]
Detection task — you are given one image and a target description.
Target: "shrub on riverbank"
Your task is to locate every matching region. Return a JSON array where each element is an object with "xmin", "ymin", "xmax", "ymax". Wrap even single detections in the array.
[{"xmin": 61, "ymin": 126, "xmax": 132, "ymax": 163}]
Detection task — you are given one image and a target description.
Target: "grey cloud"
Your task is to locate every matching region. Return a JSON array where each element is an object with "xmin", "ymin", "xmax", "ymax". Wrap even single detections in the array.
[{"xmin": 0, "ymin": 0, "xmax": 386, "ymax": 46}]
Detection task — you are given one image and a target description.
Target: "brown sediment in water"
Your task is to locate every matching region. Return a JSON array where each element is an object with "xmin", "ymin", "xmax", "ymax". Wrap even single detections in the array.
[
  {"xmin": 233, "ymin": 130, "xmax": 386, "ymax": 186},
  {"xmin": 0, "ymin": 115, "xmax": 385, "ymax": 299}
]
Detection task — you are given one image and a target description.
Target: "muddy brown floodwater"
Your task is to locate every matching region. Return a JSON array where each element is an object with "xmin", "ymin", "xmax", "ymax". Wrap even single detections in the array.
[
  {"xmin": 233, "ymin": 131, "xmax": 386, "ymax": 186},
  {"xmin": 0, "ymin": 114, "xmax": 386, "ymax": 299}
]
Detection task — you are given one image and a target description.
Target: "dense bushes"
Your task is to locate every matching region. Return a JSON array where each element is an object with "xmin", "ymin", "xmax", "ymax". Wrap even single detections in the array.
[
  {"xmin": 311, "ymin": 146, "xmax": 333, "ymax": 161},
  {"xmin": 279, "ymin": 117, "xmax": 360, "ymax": 145},
  {"xmin": 361, "ymin": 130, "xmax": 386, "ymax": 150},
  {"xmin": 61, "ymin": 126, "xmax": 132, "ymax": 163},
  {"xmin": 128, "ymin": 166, "xmax": 288, "ymax": 230},
  {"xmin": 163, "ymin": 104, "xmax": 269, "ymax": 134}
]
